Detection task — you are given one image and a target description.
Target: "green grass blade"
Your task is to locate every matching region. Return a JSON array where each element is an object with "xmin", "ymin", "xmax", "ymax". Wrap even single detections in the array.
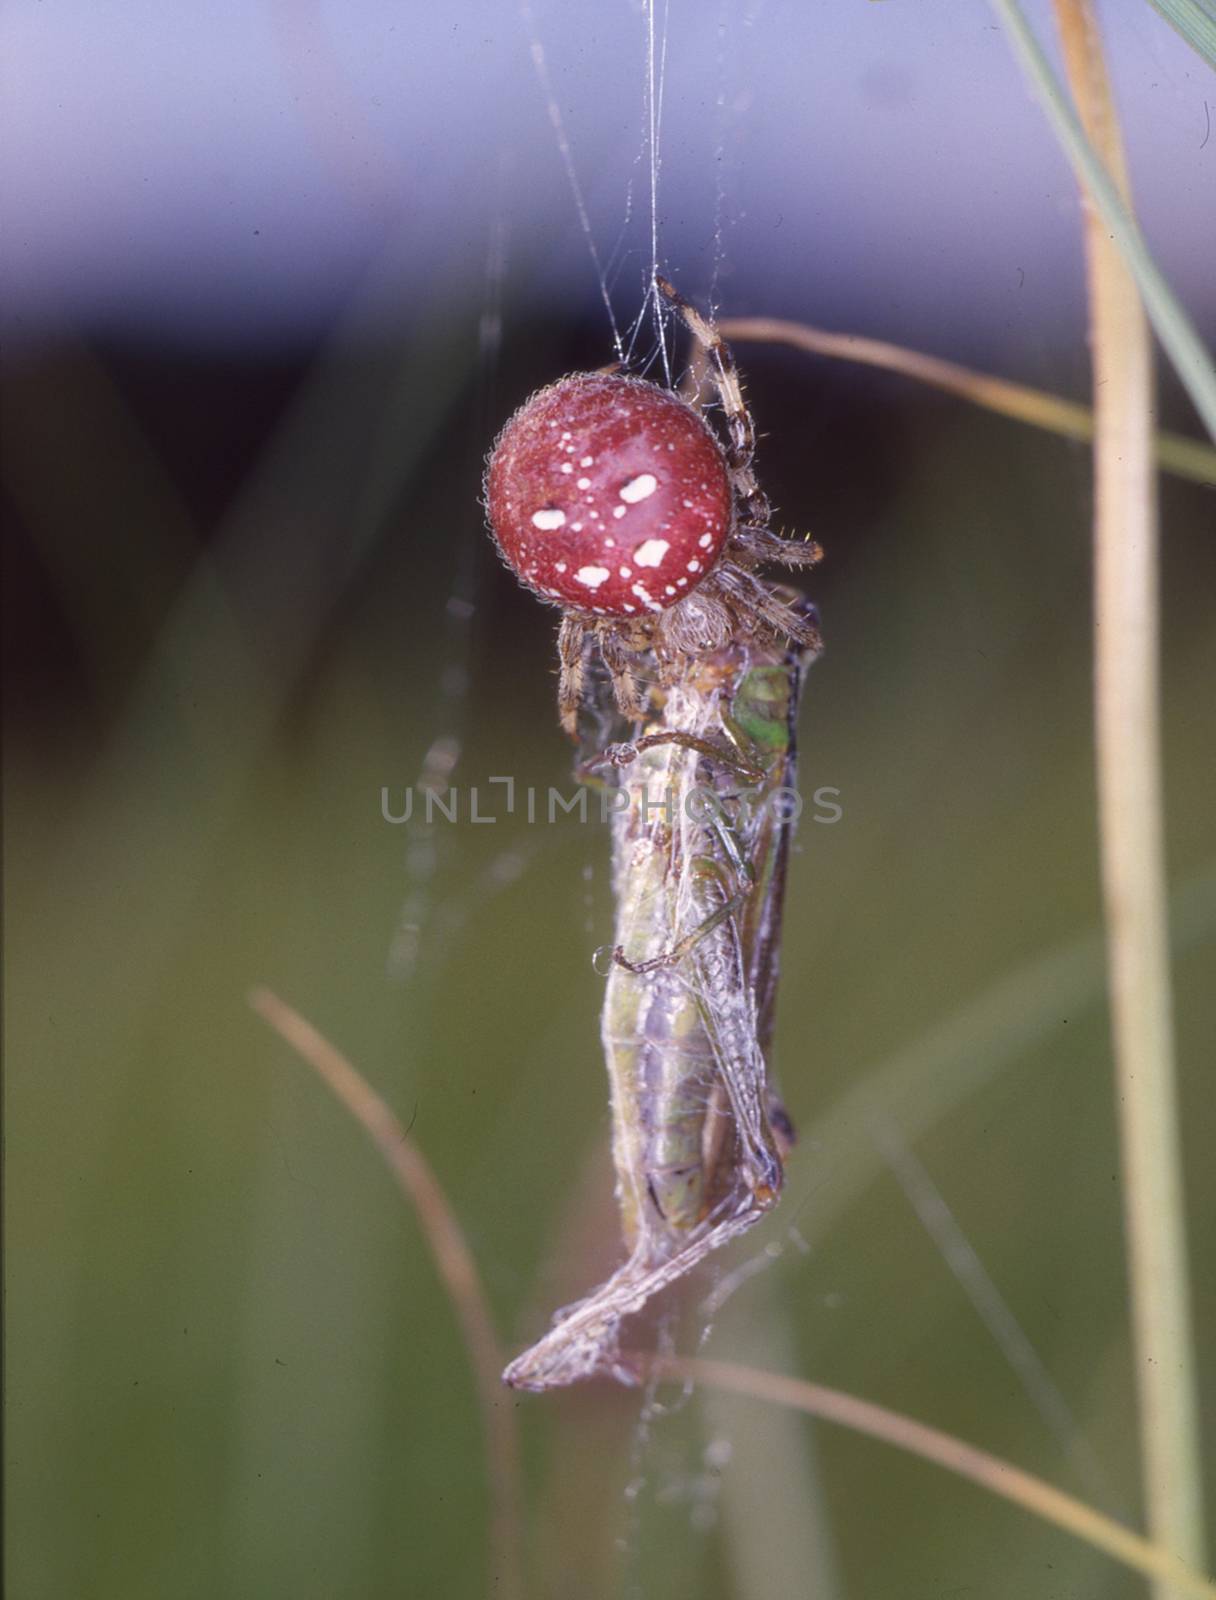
[
  {"xmin": 1144, "ymin": 0, "xmax": 1216, "ymax": 68},
  {"xmin": 989, "ymin": 0, "xmax": 1216, "ymax": 444}
]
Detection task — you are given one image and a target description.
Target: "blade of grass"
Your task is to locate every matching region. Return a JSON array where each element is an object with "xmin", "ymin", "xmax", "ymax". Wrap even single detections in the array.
[
  {"xmin": 990, "ymin": 0, "xmax": 1216, "ymax": 444},
  {"xmin": 869, "ymin": 1109, "xmax": 1111, "ymax": 1506},
  {"xmin": 1143, "ymin": 0, "xmax": 1216, "ymax": 68},
  {"xmin": 248, "ymin": 988, "xmax": 523, "ymax": 1600},
  {"xmin": 716, "ymin": 316, "xmax": 1216, "ymax": 486},
  {"xmin": 788, "ymin": 858, "xmax": 1216, "ymax": 1255},
  {"xmin": 1049, "ymin": 5, "xmax": 1207, "ymax": 1594},
  {"xmin": 701, "ymin": 1275, "xmax": 845, "ymax": 1600},
  {"xmin": 647, "ymin": 1356, "xmax": 1216, "ymax": 1600}
]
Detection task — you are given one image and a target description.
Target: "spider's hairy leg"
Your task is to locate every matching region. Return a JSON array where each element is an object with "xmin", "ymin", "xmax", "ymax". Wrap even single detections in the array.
[
  {"xmin": 735, "ymin": 483, "xmax": 772, "ymax": 527},
  {"xmin": 655, "ymin": 275, "xmax": 755, "ymax": 477},
  {"xmin": 734, "ymin": 524, "xmax": 825, "ymax": 570},
  {"xmin": 598, "ymin": 626, "xmax": 647, "ymax": 723},
  {"xmin": 713, "ymin": 564, "xmax": 823, "ymax": 651},
  {"xmin": 655, "ymin": 273, "xmax": 774, "ymax": 537},
  {"xmin": 557, "ymin": 614, "xmax": 588, "ymax": 737},
  {"xmin": 763, "ymin": 587, "xmax": 822, "ymax": 649}
]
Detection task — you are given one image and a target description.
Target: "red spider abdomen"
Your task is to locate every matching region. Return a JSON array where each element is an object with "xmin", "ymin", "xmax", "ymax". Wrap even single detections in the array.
[{"xmin": 485, "ymin": 373, "xmax": 732, "ymax": 618}]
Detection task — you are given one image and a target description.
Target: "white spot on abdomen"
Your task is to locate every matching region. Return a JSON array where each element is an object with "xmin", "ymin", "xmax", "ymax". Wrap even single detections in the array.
[
  {"xmin": 575, "ymin": 565, "xmax": 610, "ymax": 589},
  {"xmin": 618, "ymin": 472, "xmax": 658, "ymax": 504},
  {"xmin": 632, "ymin": 538, "xmax": 669, "ymax": 568},
  {"xmin": 531, "ymin": 507, "xmax": 567, "ymax": 531}
]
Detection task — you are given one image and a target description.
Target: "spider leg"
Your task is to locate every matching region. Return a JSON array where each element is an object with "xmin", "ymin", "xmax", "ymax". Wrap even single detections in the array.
[
  {"xmin": 557, "ymin": 615, "xmax": 588, "ymax": 737},
  {"xmin": 656, "ymin": 275, "xmax": 752, "ymax": 470},
  {"xmin": 733, "ymin": 525, "xmax": 824, "ymax": 570},
  {"xmin": 712, "ymin": 564, "xmax": 823, "ymax": 652},
  {"xmin": 655, "ymin": 274, "xmax": 768, "ymax": 524},
  {"xmin": 598, "ymin": 626, "xmax": 647, "ymax": 723}
]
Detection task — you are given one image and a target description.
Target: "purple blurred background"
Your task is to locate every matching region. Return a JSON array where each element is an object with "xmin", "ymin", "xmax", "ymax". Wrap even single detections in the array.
[{"xmin": 4, "ymin": 0, "xmax": 1213, "ymax": 369}]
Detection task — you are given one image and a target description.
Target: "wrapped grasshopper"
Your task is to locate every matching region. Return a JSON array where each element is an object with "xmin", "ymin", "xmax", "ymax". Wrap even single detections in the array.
[{"xmin": 504, "ymin": 607, "xmax": 820, "ymax": 1391}]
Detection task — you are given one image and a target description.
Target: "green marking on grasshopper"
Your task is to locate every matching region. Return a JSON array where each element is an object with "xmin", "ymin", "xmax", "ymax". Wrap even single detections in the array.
[{"xmin": 726, "ymin": 662, "xmax": 799, "ymax": 755}]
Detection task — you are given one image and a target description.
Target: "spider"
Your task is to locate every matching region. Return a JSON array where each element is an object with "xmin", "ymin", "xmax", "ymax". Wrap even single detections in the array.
[{"xmin": 484, "ymin": 277, "xmax": 822, "ymax": 734}]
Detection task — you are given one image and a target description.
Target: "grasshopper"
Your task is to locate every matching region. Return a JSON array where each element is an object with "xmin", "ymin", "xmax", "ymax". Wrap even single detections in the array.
[{"xmin": 504, "ymin": 604, "xmax": 820, "ymax": 1391}]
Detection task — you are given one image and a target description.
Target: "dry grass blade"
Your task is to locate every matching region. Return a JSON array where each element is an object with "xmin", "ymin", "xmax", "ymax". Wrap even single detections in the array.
[
  {"xmin": 1051, "ymin": 4, "xmax": 1207, "ymax": 1593},
  {"xmin": 647, "ymin": 1356, "xmax": 1216, "ymax": 1600},
  {"xmin": 716, "ymin": 315, "xmax": 1216, "ymax": 485},
  {"xmin": 248, "ymin": 987, "xmax": 523, "ymax": 1600}
]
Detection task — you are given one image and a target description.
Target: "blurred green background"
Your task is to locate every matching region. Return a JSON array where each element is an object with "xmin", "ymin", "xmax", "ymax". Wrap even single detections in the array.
[{"xmin": 6, "ymin": 296, "xmax": 1214, "ymax": 1598}]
